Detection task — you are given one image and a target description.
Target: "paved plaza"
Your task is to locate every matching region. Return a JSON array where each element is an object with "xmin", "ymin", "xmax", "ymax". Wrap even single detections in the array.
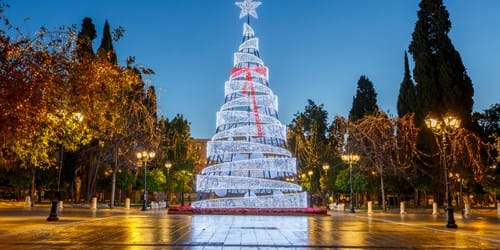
[{"xmin": 0, "ymin": 207, "xmax": 498, "ymax": 249}]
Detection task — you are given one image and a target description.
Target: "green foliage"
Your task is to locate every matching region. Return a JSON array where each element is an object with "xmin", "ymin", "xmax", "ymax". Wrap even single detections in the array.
[
  {"xmin": 156, "ymin": 115, "xmax": 197, "ymax": 194},
  {"xmin": 397, "ymin": 52, "xmax": 416, "ymax": 117},
  {"xmin": 158, "ymin": 115, "xmax": 193, "ymax": 166},
  {"xmin": 409, "ymin": 0, "xmax": 474, "ymax": 126},
  {"xmin": 116, "ymin": 169, "xmax": 136, "ymax": 190},
  {"xmin": 170, "ymin": 170, "xmax": 192, "ymax": 193},
  {"xmin": 287, "ymin": 100, "xmax": 329, "ymax": 192},
  {"xmin": 334, "ymin": 168, "xmax": 370, "ymax": 193},
  {"xmin": 136, "ymin": 168, "xmax": 166, "ymax": 192},
  {"xmin": 349, "ymin": 76, "xmax": 378, "ymax": 122}
]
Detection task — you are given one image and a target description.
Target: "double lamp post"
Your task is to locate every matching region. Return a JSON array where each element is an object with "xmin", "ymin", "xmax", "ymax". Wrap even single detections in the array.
[
  {"xmin": 136, "ymin": 150, "xmax": 155, "ymax": 211},
  {"xmin": 425, "ymin": 113, "xmax": 461, "ymax": 228},
  {"xmin": 341, "ymin": 154, "xmax": 360, "ymax": 213}
]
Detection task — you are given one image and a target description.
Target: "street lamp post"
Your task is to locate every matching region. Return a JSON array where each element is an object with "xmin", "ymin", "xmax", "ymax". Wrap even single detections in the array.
[
  {"xmin": 165, "ymin": 162, "xmax": 172, "ymax": 208},
  {"xmin": 308, "ymin": 170, "xmax": 313, "ymax": 207},
  {"xmin": 47, "ymin": 112, "xmax": 83, "ymax": 222},
  {"xmin": 137, "ymin": 150, "xmax": 155, "ymax": 211},
  {"xmin": 425, "ymin": 113, "xmax": 460, "ymax": 229},
  {"xmin": 322, "ymin": 163, "xmax": 330, "ymax": 206},
  {"xmin": 341, "ymin": 154, "xmax": 360, "ymax": 213}
]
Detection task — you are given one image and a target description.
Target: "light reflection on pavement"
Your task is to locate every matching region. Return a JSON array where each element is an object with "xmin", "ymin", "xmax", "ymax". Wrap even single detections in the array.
[{"xmin": 0, "ymin": 208, "xmax": 498, "ymax": 249}]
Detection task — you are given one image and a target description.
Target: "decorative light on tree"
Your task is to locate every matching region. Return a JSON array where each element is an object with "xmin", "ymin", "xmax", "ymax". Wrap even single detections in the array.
[
  {"xmin": 192, "ymin": 0, "xmax": 307, "ymax": 209},
  {"xmin": 235, "ymin": 0, "xmax": 262, "ymax": 20}
]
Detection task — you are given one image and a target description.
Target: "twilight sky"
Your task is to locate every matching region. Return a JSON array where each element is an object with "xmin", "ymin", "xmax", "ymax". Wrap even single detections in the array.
[{"xmin": 6, "ymin": 0, "xmax": 500, "ymax": 138}]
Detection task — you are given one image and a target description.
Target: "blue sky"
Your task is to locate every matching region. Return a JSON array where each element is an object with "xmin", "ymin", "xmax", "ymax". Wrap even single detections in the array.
[{"xmin": 6, "ymin": 0, "xmax": 500, "ymax": 138}]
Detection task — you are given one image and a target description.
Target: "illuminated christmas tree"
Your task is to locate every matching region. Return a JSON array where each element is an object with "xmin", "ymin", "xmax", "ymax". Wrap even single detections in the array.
[{"xmin": 192, "ymin": 0, "xmax": 307, "ymax": 208}]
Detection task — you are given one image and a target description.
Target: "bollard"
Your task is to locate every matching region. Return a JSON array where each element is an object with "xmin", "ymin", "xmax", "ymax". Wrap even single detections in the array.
[
  {"xmin": 57, "ymin": 201, "xmax": 64, "ymax": 211},
  {"xmin": 400, "ymin": 201, "xmax": 406, "ymax": 214},
  {"xmin": 464, "ymin": 204, "xmax": 471, "ymax": 216},
  {"xmin": 432, "ymin": 202, "xmax": 439, "ymax": 215},
  {"xmin": 25, "ymin": 196, "xmax": 31, "ymax": 207},
  {"xmin": 367, "ymin": 201, "xmax": 373, "ymax": 214},
  {"xmin": 90, "ymin": 197, "xmax": 97, "ymax": 210},
  {"xmin": 125, "ymin": 198, "xmax": 130, "ymax": 210}
]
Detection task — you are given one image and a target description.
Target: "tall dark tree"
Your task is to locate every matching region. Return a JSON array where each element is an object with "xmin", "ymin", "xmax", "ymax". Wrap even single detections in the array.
[
  {"xmin": 409, "ymin": 0, "xmax": 475, "ymax": 205},
  {"xmin": 76, "ymin": 17, "xmax": 97, "ymax": 60},
  {"xmin": 349, "ymin": 75, "xmax": 378, "ymax": 122},
  {"xmin": 98, "ymin": 20, "xmax": 117, "ymax": 64},
  {"xmin": 409, "ymin": 0, "xmax": 474, "ymax": 127},
  {"xmin": 145, "ymin": 86, "xmax": 158, "ymax": 122},
  {"xmin": 397, "ymin": 52, "xmax": 417, "ymax": 117}
]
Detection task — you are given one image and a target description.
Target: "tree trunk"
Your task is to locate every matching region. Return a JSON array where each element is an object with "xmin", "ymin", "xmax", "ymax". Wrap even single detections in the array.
[
  {"xmin": 86, "ymin": 153, "xmax": 101, "ymax": 203},
  {"xmin": 75, "ymin": 176, "xmax": 81, "ymax": 204},
  {"xmin": 111, "ymin": 145, "xmax": 118, "ymax": 208},
  {"xmin": 89, "ymin": 153, "xmax": 102, "ymax": 201},
  {"xmin": 380, "ymin": 171, "xmax": 386, "ymax": 212},
  {"xmin": 415, "ymin": 189, "xmax": 419, "ymax": 207},
  {"xmin": 85, "ymin": 155, "xmax": 94, "ymax": 203},
  {"xmin": 118, "ymin": 189, "xmax": 122, "ymax": 205},
  {"xmin": 30, "ymin": 166, "xmax": 36, "ymax": 207},
  {"xmin": 424, "ymin": 190, "xmax": 428, "ymax": 206}
]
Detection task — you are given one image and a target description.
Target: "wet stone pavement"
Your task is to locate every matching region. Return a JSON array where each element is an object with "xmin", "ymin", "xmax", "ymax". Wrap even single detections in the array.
[{"xmin": 0, "ymin": 208, "xmax": 498, "ymax": 249}]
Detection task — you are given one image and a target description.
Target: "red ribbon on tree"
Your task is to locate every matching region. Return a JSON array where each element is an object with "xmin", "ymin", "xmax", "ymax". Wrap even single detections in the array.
[{"xmin": 230, "ymin": 66, "xmax": 267, "ymax": 137}]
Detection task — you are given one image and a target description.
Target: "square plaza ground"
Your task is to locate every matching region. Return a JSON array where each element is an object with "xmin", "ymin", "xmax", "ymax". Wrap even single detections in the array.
[{"xmin": 0, "ymin": 207, "xmax": 498, "ymax": 249}]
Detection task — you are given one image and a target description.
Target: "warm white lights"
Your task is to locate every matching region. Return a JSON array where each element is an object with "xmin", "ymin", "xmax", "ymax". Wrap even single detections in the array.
[
  {"xmin": 136, "ymin": 150, "xmax": 155, "ymax": 161},
  {"xmin": 341, "ymin": 154, "xmax": 360, "ymax": 165},
  {"xmin": 425, "ymin": 113, "xmax": 462, "ymax": 133}
]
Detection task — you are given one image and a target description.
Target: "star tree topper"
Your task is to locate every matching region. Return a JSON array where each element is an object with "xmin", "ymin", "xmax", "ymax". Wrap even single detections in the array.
[{"xmin": 235, "ymin": 0, "xmax": 262, "ymax": 19}]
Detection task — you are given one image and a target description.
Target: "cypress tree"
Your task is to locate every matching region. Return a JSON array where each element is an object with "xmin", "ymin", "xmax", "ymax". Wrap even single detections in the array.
[
  {"xmin": 76, "ymin": 17, "xmax": 97, "ymax": 60},
  {"xmin": 349, "ymin": 75, "xmax": 378, "ymax": 122},
  {"xmin": 98, "ymin": 20, "xmax": 117, "ymax": 64},
  {"xmin": 397, "ymin": 52, "xmax": 417, "ymax": 117},
  {"xmin": 409, "ymin": 0, "xmax": 474, "ymax": 127},
  {"xmin": 145, "ymin": 86, "xmax": 158, "ymax": 122}
]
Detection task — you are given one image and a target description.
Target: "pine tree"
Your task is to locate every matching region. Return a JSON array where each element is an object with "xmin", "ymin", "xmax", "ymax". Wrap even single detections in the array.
[
  {"xmin": 397, "ymin": 52, "xmax": 417, "ymax": 117},
  {"xmin": 76, "ymin": 17, "xmax": 97, "ymax": 60},
  {"xmin": 409, "ymin": 0, "xmax": 474, "ymax": 127},
  {"xmin": 349, "ymin": 75, "xmax": 378, "ymax": 122},
  {"xmin": 98, "ymin": 20, "xmax": 117, "ymax": 64}
]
